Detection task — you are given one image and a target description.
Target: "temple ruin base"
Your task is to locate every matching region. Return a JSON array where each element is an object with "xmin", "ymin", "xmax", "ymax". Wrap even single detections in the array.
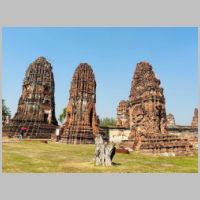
[
  {"xmin": 121, "ymin": 133, "xmax": 197, "ymax": 156},
  {"xmin": 61, "ymin": 128, "xmax": 108, "ymax": 144},
  {"xmin": 61, "ymin": 128, "xmax": 95, "ymax": 144},
  {"xmin": 3, "ymin": 120, "xmax": 57, "ymax": 139}
]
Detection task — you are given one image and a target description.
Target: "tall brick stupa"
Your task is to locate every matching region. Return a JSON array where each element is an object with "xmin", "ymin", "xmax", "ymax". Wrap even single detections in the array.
[
  {"xmin": 61, "ymin": 63, "xmax": 100, "ymax": 144},
  {"xmin": 3, "ymin": 57, "xmax": 58, "ymax": 138}
]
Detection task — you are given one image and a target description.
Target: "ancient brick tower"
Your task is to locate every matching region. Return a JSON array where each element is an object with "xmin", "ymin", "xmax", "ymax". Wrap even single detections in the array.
[
  {"xmin": 3, "ymin": 57, "xmax": 58, "ymax": 138},
  {"xmin": 119, "ymin": 62, "xmax": 196, "ymax": 155},
  {"xmin": 116, "ymin": 100, "xmax": 130, "ymax": 128},
  {"xmin": 61, "ymin": 63, "xmax": 100, "ymax": 144},
  {"xmin": 191, "ymin": 108, "xmax": 198, "ymax": 127},
  {"xmin": 167, "ymin": 113, "xmax": 176, "ymax": 127},
  {"xmin": 129, "ymin": 62, "xmax": 167, "ymax": 136}
]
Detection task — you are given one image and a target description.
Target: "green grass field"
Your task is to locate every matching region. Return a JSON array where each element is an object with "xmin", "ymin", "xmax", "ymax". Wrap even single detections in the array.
[{"xmin": 2, "ymin": 141, "xmax": 198, "ymax": 173}]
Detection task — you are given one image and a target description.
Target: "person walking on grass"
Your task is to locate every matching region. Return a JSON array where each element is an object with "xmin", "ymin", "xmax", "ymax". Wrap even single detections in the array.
[
  {"xmin": 56, "ymin": 128, "xmax": 60, "ymax": 142},
  {"xmin": 20, "ymin": 127, "xmax": 27, "ymax": 139}
]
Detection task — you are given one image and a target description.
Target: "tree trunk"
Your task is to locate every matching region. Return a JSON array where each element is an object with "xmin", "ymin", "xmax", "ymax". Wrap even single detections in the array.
[{"xmin": 95, "ymin": 134, "xmax": 116, "ymax": 166}]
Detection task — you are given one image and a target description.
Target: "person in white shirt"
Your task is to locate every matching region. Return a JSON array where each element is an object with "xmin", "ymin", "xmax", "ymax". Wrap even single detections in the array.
[{"xmin": 56, "ymin": 128, "xmax": 60, "ymax": 142}]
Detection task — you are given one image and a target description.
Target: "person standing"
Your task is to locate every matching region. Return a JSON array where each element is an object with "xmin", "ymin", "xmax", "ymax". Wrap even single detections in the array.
[
  {"xmin": 56, "ymin": 128, "xmax": 60, "ymax": 142},
  {"xmin": 20, "ymin": 127, "xmax": 27, "ymax": 139}
]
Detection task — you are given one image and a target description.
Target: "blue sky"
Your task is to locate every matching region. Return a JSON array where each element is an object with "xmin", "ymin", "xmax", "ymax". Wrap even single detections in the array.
[{"xmin": 2, "ymin": 27, "xmax": 198, "ymax": 125}]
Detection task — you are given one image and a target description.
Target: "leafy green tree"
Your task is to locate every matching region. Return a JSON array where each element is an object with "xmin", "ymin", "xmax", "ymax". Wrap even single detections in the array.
[
  {"xmin": 2, "ymin": 99, "xmax": 11, "ymax": 118},
  {"xmin": 58, "ymin": 108, "xmax": 66, "ymax": 123},
  {"xmin": 100, "ymin": 117, "xmax": 117, "ymax": 127}
]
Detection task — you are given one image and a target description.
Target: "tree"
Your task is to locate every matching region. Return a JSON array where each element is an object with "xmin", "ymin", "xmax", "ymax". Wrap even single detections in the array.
[
  {"xmin": 2, "ymin": 99, "xmax": 11, "ymax": 126},
  {"xmin": 95, "ymin": 134, "xmax": 116, "ymax": 166},
  {"xmin": 58, "ymin": 107, "xmax": 66, "ymax": 123},
  {"xmin": 2, "ymin": 99, "xmax": 11, "ymax": 118},
  {"xmin": 100, "ymin": 117, "xmax": 117, "ymax": 127}
]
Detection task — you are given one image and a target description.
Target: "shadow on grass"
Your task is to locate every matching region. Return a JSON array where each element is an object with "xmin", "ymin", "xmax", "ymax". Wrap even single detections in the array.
[{"xmin": 112, "ymin": 162, "xmax": 121, "ymax": 166}]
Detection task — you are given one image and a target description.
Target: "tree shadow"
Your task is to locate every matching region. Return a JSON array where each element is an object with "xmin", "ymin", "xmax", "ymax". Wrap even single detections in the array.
[{"xmin": 112, "ymin": 162, "xmax": 121, "ymax": 166}]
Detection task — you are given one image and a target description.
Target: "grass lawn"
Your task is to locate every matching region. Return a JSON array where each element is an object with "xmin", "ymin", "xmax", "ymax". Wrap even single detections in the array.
[{"xmin": 2, "ymin": 141, "xmax": 198, "ymax": 173}]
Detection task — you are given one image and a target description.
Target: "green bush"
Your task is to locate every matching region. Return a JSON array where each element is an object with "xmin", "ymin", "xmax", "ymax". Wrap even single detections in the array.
[
  {"xmin": 100, "ymin": 117, "xmax": 117, "ymax": 127},
  {"xmin": 58, "ymin": 108, "xmax": 66, "ymax": 123}
]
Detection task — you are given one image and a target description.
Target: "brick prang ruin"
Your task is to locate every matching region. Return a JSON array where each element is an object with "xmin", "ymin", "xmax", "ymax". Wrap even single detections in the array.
[
  {"xmin": 119, "ymin": 61, "xmax": 197, "ymax": 155},
  {"xmin": 61, "ymin": 63, "xmax": 101, "ymax": 144},
  {"xmin": 116, "ymin": 100, "xmax": 130, "ymax": 128},
  {"xmin": 129, "ymin": 62, "xmax": 167, "ymax": 136},
  {"xmin": 191, "ymin": 108, "xmax": 198, "ymax": 127},
  {"xmin": 3, "ymin": 57, "xmax": 58, "ymax": 138}
]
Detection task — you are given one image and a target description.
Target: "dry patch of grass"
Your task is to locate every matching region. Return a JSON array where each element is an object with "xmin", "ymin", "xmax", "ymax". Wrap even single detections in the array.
[{"xmin": 2, "ymin": 141, "xmax": 198, "ymax": 173}]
